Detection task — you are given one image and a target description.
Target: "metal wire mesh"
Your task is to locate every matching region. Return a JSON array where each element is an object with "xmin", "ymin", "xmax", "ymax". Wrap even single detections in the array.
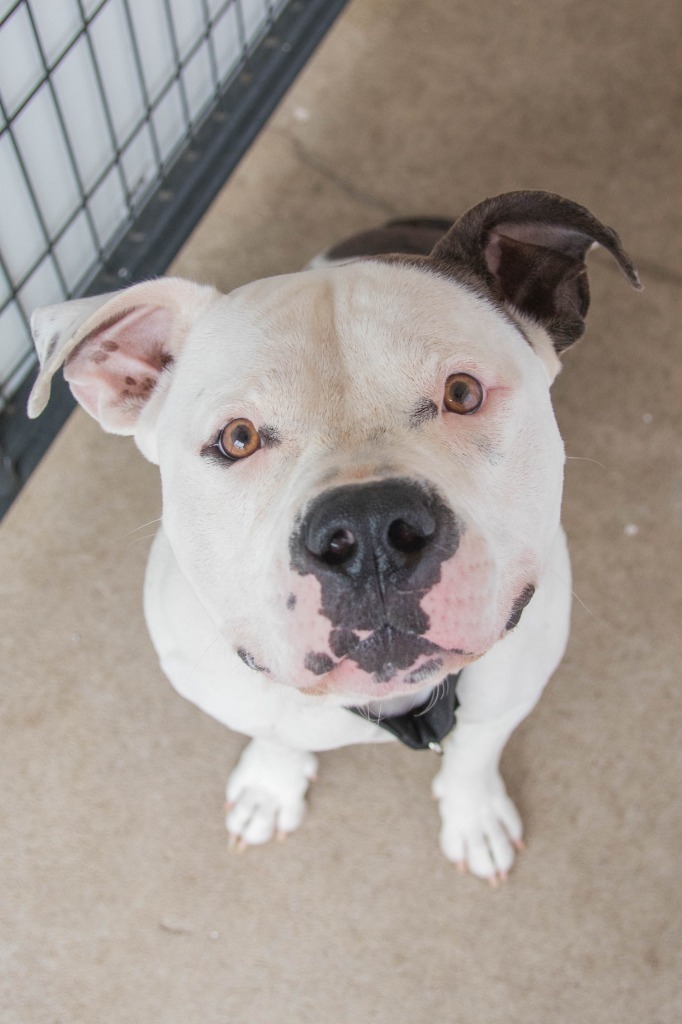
[
  {"xmin": 0, "ymin": 0, "xmax": 288, "ymax": 409},
  {"xmin": 0, "ymin": 0, "xmax": 348, "ymax": 514}
]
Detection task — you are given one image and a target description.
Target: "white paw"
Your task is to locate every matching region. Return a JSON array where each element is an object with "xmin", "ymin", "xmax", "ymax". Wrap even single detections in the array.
[
  {"xmin": 225, "ymin": 739, "xmax": 318, "ymax": 849},
  {"xmin": 432, "ymin": 769, "xmax": 524, "ymax": 884}
]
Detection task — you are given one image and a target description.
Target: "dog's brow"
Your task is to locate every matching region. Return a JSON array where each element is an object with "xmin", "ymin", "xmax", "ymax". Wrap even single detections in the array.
[
  {"xmin": 259, "ymin": 424, "xmax": 282, "ymax": 447},
  {"xmin": 410, "ymin": 399, "xmax": 439, "ymax": 427}
]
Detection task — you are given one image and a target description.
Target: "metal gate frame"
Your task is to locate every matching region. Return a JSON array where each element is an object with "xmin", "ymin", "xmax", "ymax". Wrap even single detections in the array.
[{"xmin": 0, "ymin": 0, "xmax": 348, "ymax": 518}]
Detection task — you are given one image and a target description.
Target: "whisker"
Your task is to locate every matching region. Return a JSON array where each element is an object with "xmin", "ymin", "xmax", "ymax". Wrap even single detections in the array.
[
  {"xmin": 569, "ymin": 586, "xmax": 622, "ymax": 636},
  {"xmin": 123, "ymin": 517, "xmax": 162, "ymax": 537},
  {"xmin": 565, "ymin": 455, "xmax": 607, "ymax": 471},
  {"xmin": 415, "ymin": 679, "xmax": 444, "ymax": 717},
  {"xmin": 126, "ymin": 533, "xmax": 161, "ymax": 549},
  {"xmin": 429, "ymin": 681, "xmax": 446, "ymax": 714},
  {"xmin": 189, "ymin": 634, "xmax": 223, "ymax": 679},
  {"xmin": 546, "ymin": 562, "xmax": 623, "ymax": 637}
]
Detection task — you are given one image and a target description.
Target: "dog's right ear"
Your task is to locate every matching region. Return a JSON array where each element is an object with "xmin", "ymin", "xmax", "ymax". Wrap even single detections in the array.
[
  {"xmin": 27, "ymin": 278, "xmax": 219, "ymax": 450},
  {"xmin": 429, "ymin": 191, "xmax": 641, "ymax": 352}
]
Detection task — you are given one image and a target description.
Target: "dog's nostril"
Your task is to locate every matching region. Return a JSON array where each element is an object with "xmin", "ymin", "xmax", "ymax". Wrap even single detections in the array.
[
  {"xmin": 321, "ymin": 528, "xmax": 357, "ymax": 566},
  {"xmin": 387, "ymin": 518, "xmax": 432, "ymax": 555}
]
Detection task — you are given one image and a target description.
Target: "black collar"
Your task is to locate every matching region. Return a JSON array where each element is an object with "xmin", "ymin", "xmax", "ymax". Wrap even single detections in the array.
[{"xmin": 347, "ymin": 672, "xmax": 460, "ymax": 752}]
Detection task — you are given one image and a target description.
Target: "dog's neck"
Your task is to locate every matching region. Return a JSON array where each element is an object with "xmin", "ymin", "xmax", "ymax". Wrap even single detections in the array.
[
  {"xmin": 348, "ymin": 674, "xmax": 461, "ymax": 752},
  {"xmin": 363, "ymin": 683, "xmax": 439, "ymax": 718}
]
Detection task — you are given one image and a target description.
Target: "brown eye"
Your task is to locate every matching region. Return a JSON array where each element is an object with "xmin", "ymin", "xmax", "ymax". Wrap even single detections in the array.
[
  {"xmin": 443, "ymin": 373, "xmax": 484, "ymax": 415},
  {"xmin": 217, "ymin": 418, "xmax": 261, "ymax": 460}
]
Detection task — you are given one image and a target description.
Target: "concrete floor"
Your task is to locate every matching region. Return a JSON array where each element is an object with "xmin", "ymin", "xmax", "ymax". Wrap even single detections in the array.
[{"xmin": 2, "ymin": 0, "xmax": 681, "ymax": 1021}]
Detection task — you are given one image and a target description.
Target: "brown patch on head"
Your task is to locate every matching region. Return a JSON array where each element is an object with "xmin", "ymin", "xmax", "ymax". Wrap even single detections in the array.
[
  {"xmin": 332, "ymin": 192, "xmax": 639, "ymax": 355},
  {"xmin": 102, "ymin": 340, "xmax": 119, "ymax": 352},
  {"xmin": 427, "ymin": 191, "xmax": 640, "ymax": 351},
  {"xmin": 376, "ymin": 250, "xmax": 498, "ymax": 304},
  {"xmin": 91, "ymin": 350, "xmax": 108, "ymax": 364},
  {"xmin": 325, "ymin": 217, "xmax": 453, "ymax": 262}
]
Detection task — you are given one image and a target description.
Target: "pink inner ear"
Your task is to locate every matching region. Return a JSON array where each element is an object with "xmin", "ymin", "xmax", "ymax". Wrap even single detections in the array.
[{"xmin": 64, "ymin": 306, "xmax": 174, "ymax": 431}]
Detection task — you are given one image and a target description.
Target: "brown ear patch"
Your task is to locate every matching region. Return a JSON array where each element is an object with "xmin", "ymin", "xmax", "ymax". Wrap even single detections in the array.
[
  {"xmin": 324, "ymin": 194, "xmax": 639, "ymax": 353},
  {"xmin": 488, "ymin": 232, "xmax": 591, "ymax": 349},
  {"xmin": 28, "ymin": 277, "xmax": 219, "ymax": 428},
  {"xmin": 63, "ymin": 305, "xmax": 174, "ymax": 431},
  {"xmin": 427, "ymin": 190, "xmax": 641, "ymax": 351},
  {"xmin": 75, "ymin": 308, "xmax": 136, "ymax": 354}
]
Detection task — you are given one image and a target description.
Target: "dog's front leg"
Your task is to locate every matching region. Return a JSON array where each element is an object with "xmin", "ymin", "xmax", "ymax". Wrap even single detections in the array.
[
  {"xmin": 225, "ymin": 737, "xmax": 318, "ymax": 849},
  {"xmin": 432, "ymin": 700, "xmax": 535, "ymax": 883},
  {"xmin": 433, "ymin": 528, "xmax": 572, "ymax": 882}
]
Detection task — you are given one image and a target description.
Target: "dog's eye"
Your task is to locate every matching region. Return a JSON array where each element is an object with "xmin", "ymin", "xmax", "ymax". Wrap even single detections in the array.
[
  {"xmin": 443, "ymin": 373, "xmax": 484, "ymax": 415},
  {"xmin": 217, "ymin": 418, "xmax": 261, "ymax": 460}
]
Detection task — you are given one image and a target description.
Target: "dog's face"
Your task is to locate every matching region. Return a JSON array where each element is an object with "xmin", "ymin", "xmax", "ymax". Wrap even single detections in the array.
[
  {"xmin": 150, "ymin": 262, "xmax": 564, "ymax": 699},
  {"xmin": 28, "ymin": 191, "xmax": 639, "ymax": 703}
]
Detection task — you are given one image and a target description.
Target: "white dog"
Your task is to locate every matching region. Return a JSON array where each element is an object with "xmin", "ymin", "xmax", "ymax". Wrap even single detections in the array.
[{"xmin": 28, "ymin": 191, "xmax": 639, "ymax": 883}]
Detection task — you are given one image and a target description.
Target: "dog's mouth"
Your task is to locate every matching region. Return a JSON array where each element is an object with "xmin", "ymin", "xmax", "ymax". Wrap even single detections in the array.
[
  {"xmin": 236, "ymin": 624, "xmax": 472, "ymax": 697},
  {"xmin": 292, "ymin": 624, "xmax": 481, "ymax": 699},
  {"xmin": 306, "ymin": 624, "xmax": 467, "ymax": 685},
  {"xmin": 235, "ymin": 576, "xmax": 536, "ymax": 698}
]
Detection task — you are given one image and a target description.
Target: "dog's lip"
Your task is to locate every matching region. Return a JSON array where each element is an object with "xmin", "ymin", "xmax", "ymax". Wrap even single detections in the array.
[
  {"xmin": 312, "ymin": 628, "xmax": 476, "ymax": 689},
  {"xmin": 327, "ymin": 618, "xmax": 466, "ymax": 659},
  {"xmin": 300, "ymin": 647, "xmax": 480, "ymax": 700},
  {"xmin": 334, "ymin": 623, "xmax": 449, "ymax": 652},
  {"xmin": 333, "ymin": 623, "xmax": 468, "ymax": 654}
]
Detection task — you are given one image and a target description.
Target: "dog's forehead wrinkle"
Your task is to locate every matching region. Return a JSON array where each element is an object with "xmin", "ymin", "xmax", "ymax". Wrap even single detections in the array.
[
  {"xmin": 222, "ymin": 264, "xmax": 439, "ymax": 371},
  {"xmin": 184, "ymin": 261, "xmax": 538, "ymax": 451},
  {"xmin": 232, "ymin": 274, "xmax": 356, "ymax": 412}
]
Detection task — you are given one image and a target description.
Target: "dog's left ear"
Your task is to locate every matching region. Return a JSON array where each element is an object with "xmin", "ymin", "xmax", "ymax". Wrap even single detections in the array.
[
  {"xmin": 430, "ymin": 190, "xmax": 641, "ymax": 351},
  {"xmin": 27, "ymin": 278, "xmax": 219, "ymax": 434}
]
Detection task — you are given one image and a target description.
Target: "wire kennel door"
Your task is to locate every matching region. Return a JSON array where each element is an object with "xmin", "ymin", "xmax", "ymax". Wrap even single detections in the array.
[{"xmin": 0, "ymin": 0, "xmax": 347, "ymax": 517}]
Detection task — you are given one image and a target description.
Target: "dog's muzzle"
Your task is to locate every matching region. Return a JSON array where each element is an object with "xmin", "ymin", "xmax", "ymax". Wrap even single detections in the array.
[{"xmin": 289, "ymin": 479, "xmax": 461, "ymax": 680}]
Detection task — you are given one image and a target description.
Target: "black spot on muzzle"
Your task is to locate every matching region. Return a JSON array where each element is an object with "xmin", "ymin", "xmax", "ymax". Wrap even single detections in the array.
[
  {"xmin": 290, "ymin": 479, "xmax": 461, "ymax": 678},
  {"xmin": 237, "ymin": 647, "xmax": 269, "ymax": 673},
  {"xmin": 505, "ymin": 584, "xmax": 536, "ymax": 631}
]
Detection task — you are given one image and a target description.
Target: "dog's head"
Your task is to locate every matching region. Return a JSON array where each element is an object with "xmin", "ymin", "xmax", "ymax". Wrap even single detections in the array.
[{"xmin": 29, "ymin": 191, "xmax": 639, "ymax": 702}]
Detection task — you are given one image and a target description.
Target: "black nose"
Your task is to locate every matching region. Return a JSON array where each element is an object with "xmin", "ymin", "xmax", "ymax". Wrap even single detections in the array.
[
  {"xmin": 303, "ymin": 480, "xmax": 434, "ymax": 578},
  {"xmin": 291, "ymin": 479, "xmax": 462, "ymax": 670},
  {"xmin": 295, "ymin": 479, "xmax": 459, "ymax": 588}
]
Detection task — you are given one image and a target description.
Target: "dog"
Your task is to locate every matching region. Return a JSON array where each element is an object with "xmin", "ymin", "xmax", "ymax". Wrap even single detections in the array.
[{"xmin": 27, "ymin": 191, "xmax": 640, "ymax": 883}]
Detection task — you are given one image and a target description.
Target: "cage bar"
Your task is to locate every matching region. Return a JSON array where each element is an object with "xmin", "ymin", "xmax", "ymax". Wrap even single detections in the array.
[{"xmin": 0, "ymin": 0, "xmax": 348, "ymax": 516}]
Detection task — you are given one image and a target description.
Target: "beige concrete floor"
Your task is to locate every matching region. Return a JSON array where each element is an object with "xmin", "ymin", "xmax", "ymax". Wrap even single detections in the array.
[{"xmin": 2, "ymin": 1, "xmax": 681, "ymax": 1021}]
